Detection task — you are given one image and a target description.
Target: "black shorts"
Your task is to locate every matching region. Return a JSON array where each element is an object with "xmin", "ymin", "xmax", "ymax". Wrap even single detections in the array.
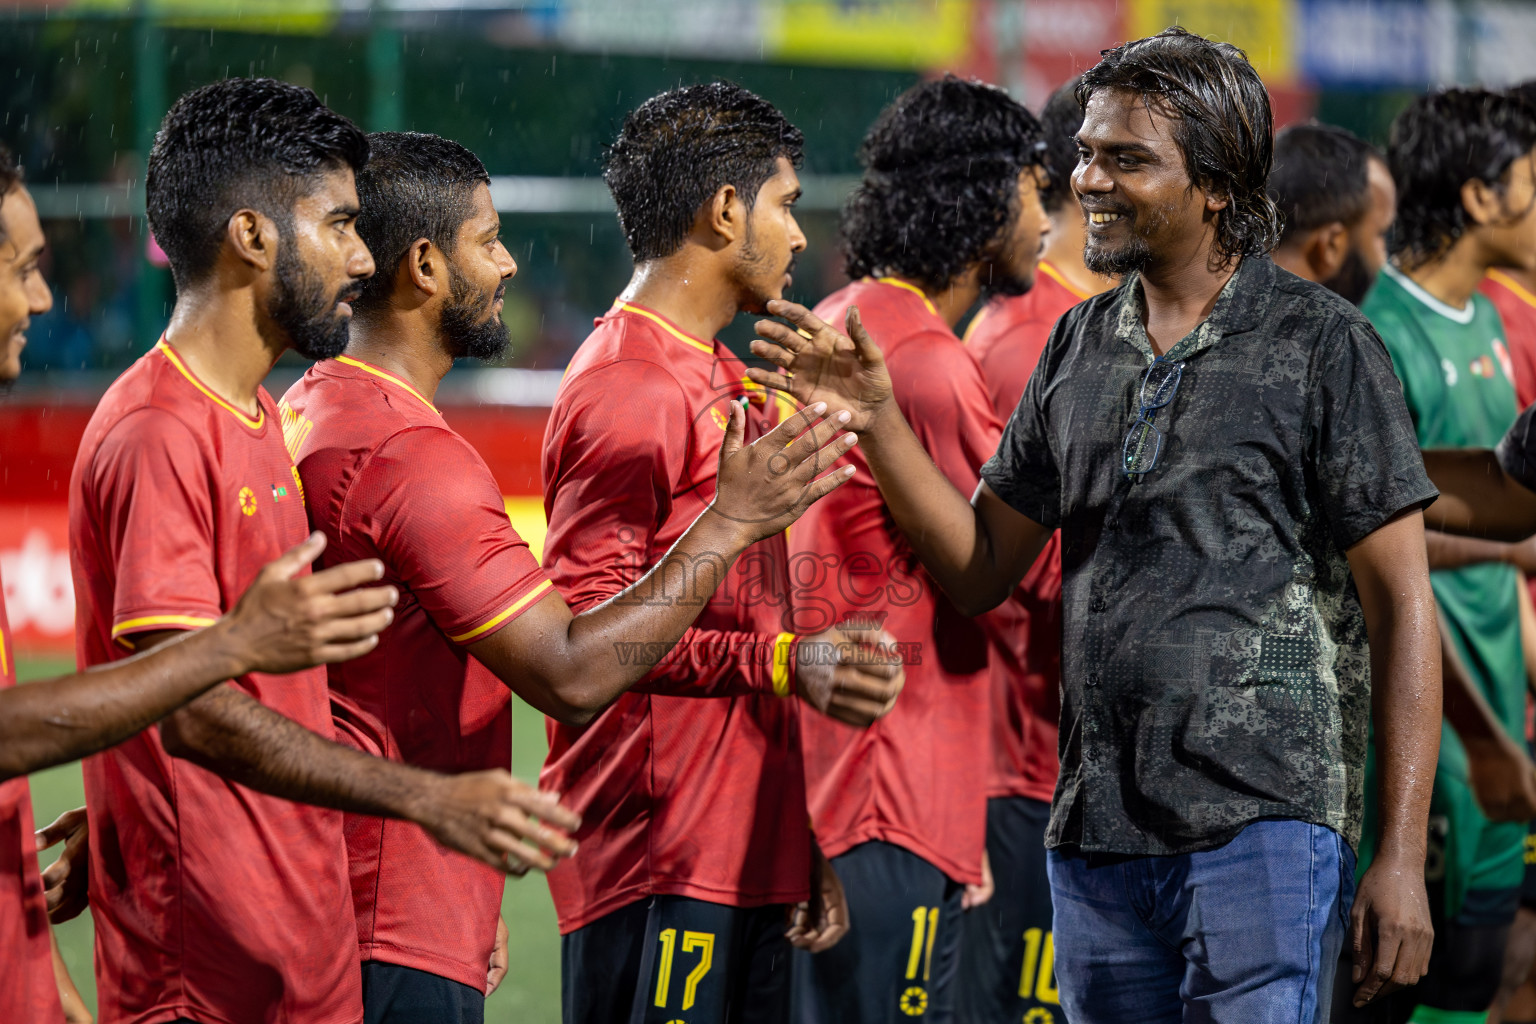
[
  {"xmin": 1328, "ymin": 883, "xmax": 1519, "ymax": 1022},
  {"xmin": 562, "ymin": 895, "xmax": 792, "ymax": 1024},
  {"xmin": 361, "ymin": 961, "xmax": 484, "ymax": 1024},
  {"xmin": 791, "ymin": 840, "xmax": 965, "ymax": 1024},
  {"xmin": 957, "ymin": 796, "xmax": 1061, "ymax": 1024},
  {"xmin": 1521, "ymin": 819, "xmax": 1536, "ymax": 911}
]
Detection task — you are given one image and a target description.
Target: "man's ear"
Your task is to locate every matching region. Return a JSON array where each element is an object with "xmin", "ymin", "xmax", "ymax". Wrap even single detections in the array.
[
  {"xmin": 704, "ymin": 183, "xmax": 744, "ymax": 247},
  {"xmin": 1306, "ymin": 221, "xmax": 1349, "ymax": 280},
  {"xmin": 226, "ymin": 209, "xmax": 277, "ymax": 273},
  {"xmin": 403, "ymin": 237, "xmax": 442, "ymax": 299},
  {"xmin": 1462, "ymin": 177, "xmax": 1506, "ymax": 228},
  {"xmin": 1203, "ymin": 188, "xmax": 1231, "ymax": 214}
]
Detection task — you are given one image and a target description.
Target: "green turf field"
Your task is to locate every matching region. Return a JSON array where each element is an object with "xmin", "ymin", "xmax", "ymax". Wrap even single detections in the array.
[{"xmin": 18, "ymin": 657, "xmax": 564, "ymax": 1022}]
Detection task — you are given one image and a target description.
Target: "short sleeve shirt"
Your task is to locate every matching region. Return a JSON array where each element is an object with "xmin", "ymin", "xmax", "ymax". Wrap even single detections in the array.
[
  {"xmin": 282, "ymin": 355, "xmax": 553, "ymax": 992},
  {"xmin": 69, "ymin": 339, "xmax": 360, "ymax": 1024},
  {"xmin": 980, "ymin": 257, "xmax": 1437, "ymax": 855},
  {"xmin": 539, "ymin": 303, "xmax": 809, "ymax": 933}
]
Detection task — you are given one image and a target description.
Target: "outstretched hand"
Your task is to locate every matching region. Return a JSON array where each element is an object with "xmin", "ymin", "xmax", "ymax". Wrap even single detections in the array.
[
  {"xmin": 710, "ymin": 399, "xmax": 859, "ymax": 545},
  {"xmin": 748, "ymin": 302, "xmax": 894, "ymax": 434},
  {"xmin": 796, "ymin": 623, "xmax": 905, "ymax": 727},
  {"xmin": 415, "ymin": 770, "xmax": 581, "ymax": 875}
]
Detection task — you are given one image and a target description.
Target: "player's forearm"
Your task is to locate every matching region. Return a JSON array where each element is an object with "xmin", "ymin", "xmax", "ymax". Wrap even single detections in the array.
[
  {"xmin": 1422, "ymin": 448, "xmax": 1536, "ymax": 541},
  {"xmin": 1439, "ymin": 613, "xmax": 1506, "ymax": 745},
  {"xmin": 158, "ymin": 685, "xmax": 438, "ymax": 821},
  {"xmin": 536, "ymin": 509, "xmax": 758, "ymax": 718},
  {"xmin": 1424, "ymin": 529, "xmax": 1517, "ymax": 571},
  {"xmin": 0, "ymin": 625, "xmax": 246, "ymax": 780},
  {"xmin": 857, "ymin": 404, "xmax": 1013, "ymax": 614},
  {"xmin": 1364, "ymin": 580, "xmax": 1441, "ymax": 866}
]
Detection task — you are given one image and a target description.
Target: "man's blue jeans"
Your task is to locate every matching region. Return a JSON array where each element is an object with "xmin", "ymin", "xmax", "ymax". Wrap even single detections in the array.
[{"xmin": 1047, "ymin": 819, "xmax": 1355, "ymax": 1024}]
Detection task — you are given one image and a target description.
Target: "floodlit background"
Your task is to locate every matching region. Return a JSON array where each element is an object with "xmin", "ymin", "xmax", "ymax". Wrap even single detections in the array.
[{"xmin": 4, "ymin": 0, "xmax": 1535, "ymax": 1019}]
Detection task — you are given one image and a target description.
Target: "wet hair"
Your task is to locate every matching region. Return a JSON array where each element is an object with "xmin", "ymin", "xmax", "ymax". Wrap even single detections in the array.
[
  {"xmin": 0, "ymin": 144, "xmax": 22, "ymax": 246},
  {"xmin": 841, "ymin": 75, "xmax": 1045, "ymax": 287},
  {"xmin": 1388, "ymin": 87, "xmax": 1536, "ymax": 267},
  {"xmin": 1077, "ymin": 26, "xmax": 1280, "ymax": 263},
  {"xmin": 354, "ymin": 132, "xmax": 491, "ymax": 310},
  {"xmin": 1039, "ymin": 78, "xmax": 1087, "ymax": 214},
  {"xmin": 146, "ymin": 77, "xmax": 369, "ymax": 288},
  {"xmin": 1269, "ymin": 123, "xmax": 1378, "ymax": 244},
  {"xmin": 605, "ymin": 82, "xmax": 804, "ymax": 262}
]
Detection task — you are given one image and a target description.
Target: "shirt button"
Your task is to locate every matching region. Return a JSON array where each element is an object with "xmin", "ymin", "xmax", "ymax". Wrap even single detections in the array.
[
  {"xmin": 1087, "ymin": 672, "xmax": 1100, "ymax": 687},
  {"xmin": 1089, "ymin": 597, "xmax": 1106, "ymax": 612}
]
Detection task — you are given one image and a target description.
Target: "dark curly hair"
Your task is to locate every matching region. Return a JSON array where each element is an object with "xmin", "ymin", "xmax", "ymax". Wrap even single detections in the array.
[
  {"xmin": 841, "ymin": 75, "xmax": 1045, "ymax": 288},
  {"xmin": 146, "ymin": 77, "xmax": 369, "ymax": 288},
  {"xmin": 1078, "ymin": 26, "xmax": 1279, "ymax": 265},
  {"xmin": 0, "ymin": 144, "xmax": 22, "ymax": 246},
  {"xmin": 1387, "ymin": 88, "xmax": 1536, "ymax": 268},
  {"xmin": 354, "ymin": 132, "xmax": 490, "ymax": 310},
  {"xmin": 1039, "ymin": 77, "xmax": 1087, "ymax": 214},
  {"xmin": 605, "ymin": 82, "xmax": 804, "ymax": 262}
]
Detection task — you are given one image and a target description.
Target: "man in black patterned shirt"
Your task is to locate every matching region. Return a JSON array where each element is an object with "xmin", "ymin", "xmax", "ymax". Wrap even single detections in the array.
[{"xmin": 746, "ymin": 28, "xmax": 1444, "ymax": 1024}]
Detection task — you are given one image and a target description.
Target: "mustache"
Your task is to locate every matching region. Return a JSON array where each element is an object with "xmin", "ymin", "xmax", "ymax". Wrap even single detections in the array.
[
  {"xmin": 336, "ymin": 281, "xmax": 365, "ymax": 306},
  {"xmin": 492, "ymin": 281, "xmax": 507, "ymax": 305},
  {"xmin": 785, "ymin": 254, "xmax": 798, "ymax": 277}
]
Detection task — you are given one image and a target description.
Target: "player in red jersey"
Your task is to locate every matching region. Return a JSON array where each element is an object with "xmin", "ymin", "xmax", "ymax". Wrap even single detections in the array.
[
  {"xmin": 0, "ymin": 144, "xmax": 399, "ymax": 1023},
  {"xmin": 542, "ymin": 84, "xmax": 906, "ymax": 1024},
  {"xmin": 786, "ymin": 77, "xmax": 1050, "ymax": 1024},
  {"xmin": 1480, "ymin": 79, "xmax": 1536, "ymax": 412},
  {"xmin": 957, "ymin": 78, "xmax": 1115, "ymax": 1024},
  {"xmin": 283, "ymin": 131, "xmax": 862, "ymax": 1022},
  {"xmin": 69, "ymin": 79, "xmax": 579, "ymax": 1024}
]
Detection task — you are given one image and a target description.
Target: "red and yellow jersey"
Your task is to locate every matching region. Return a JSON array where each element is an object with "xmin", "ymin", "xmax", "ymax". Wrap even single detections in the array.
[
  {"xmin": 281, "ymin": 354, "xmax": 551, "ymax": 992},
  {"xmin": 964, "ymin": 263, "xmax": 1087, "ymax": 803},
  {"xmin": 1481, "ymin": 270, "xmax": 1536, "ymax": 410},
  {"xmin": 0, "ymin": 570, "xmax": 63, "ymax": 1023},
  {"xmin": 792, "ymin": 278, "xmax": 1002, "ymax": 886},
  {"xmin": 69, "ymin": 339, "xmax": 360, "ymax": 1024},
  {"xmin": 539, "ymin": 302, "xmax": 809, "ymax": 934}
]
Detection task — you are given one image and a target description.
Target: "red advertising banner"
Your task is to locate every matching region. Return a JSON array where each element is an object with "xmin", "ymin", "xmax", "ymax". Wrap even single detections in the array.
[{"xmin": 1, "ymin": 400, "xmax": 554, "ymax": 660}]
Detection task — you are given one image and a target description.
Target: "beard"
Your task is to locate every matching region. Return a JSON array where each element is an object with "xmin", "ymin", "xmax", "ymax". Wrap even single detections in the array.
[
  {"xmin": 1083, "ymin": 230, "xmax": 1154, "ymax": 276},
  {"xmin": 734, "ymin": 230, "xmax": 796, "ymax": 314},
  {"xmin": 439, "ymin": 263, "xmax": 510, "ymax": 362},
  {"xmin": 268, "ymin": 240, "xmax": 359, "ymax": 361},
  {"xmin": 1322, "ymin": 247, "xmax": 1375, "ymax": 307}
]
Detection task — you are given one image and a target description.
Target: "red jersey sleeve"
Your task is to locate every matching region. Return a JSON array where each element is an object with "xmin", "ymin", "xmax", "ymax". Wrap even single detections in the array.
[
  {"xmin": 545, "ymin": 361, "xmax": 792, "ymax": 698},
  {"xmin": 355, "ymin": 426, "xmax": 553, "ymax": 644},
  {"xmin": 887, "ymin": 333, "xmax": 1004, "ymax": 496},
  {"xmin": 89, "ymin": 407, "xmax": 223, "ymax": 645}
]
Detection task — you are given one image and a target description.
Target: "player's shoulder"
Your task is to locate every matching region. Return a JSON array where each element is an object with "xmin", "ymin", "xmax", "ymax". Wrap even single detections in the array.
[
  {"xmin": 1268, "ymin": 264, "xmax": 1376, "ymax": 336},
  {"xmin": 85, "ymin": 347, "xmax": 217, "ymax": 458},
  {"xmin": 558, "ymin": 316, "xmax": 694, "ymax": 409}
]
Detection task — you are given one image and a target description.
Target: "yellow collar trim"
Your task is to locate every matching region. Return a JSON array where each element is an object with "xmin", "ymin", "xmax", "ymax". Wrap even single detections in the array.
[
  {"xmin": 1488, "ymin": 269, "xmax": 1536, "ymax": 311},
  {"xmin": 156, "ymin": 339, "xmax": 264, "ymax": 430},
  {"xmin": 615, "ymin": 303, "xmax": 715, "ymax": 355},
  {"xmin": 335, "ymin": 355, "xmax": 440, "ymax": 414},
  {"xmin": 1037, "ymin": 261, "xmax": 1091, "ymax": 301},
  {"xmin": 962, "ymin": 305, "xmax": 988, "ymax": 343},
  {"xmin": 873, "ymin": 277, "xmax": 938, "ymax": 317}
]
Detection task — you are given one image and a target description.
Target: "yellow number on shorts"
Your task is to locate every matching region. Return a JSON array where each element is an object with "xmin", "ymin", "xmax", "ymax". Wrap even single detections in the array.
[
  {"xmin": 1018, "ymin": 928, "xmax": 1059, "ymax": 1004},
  {"xmin": 653, "ymin": 927, "xmax": 715, "ymax": 1012},
  {"xmin": 654, "ymin": 928, "xmax": 677, "ymax": 1008},
  {"xmin": 905, "ymin": 906, "xmax": 941, "ymax": 982},
  {"xmin": 681, "ymin": 931, "xmax": 714, "ymax": 1010}
]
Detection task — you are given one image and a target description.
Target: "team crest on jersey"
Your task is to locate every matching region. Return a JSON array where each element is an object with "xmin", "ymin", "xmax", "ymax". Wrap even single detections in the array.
[
  {"xmin": 238, "ymin": 486, "xmax": 258, "ymax": 516},
  {"xmin": 1469, "ymin": 354, "xmax": 1498, "ymax": 379}
]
